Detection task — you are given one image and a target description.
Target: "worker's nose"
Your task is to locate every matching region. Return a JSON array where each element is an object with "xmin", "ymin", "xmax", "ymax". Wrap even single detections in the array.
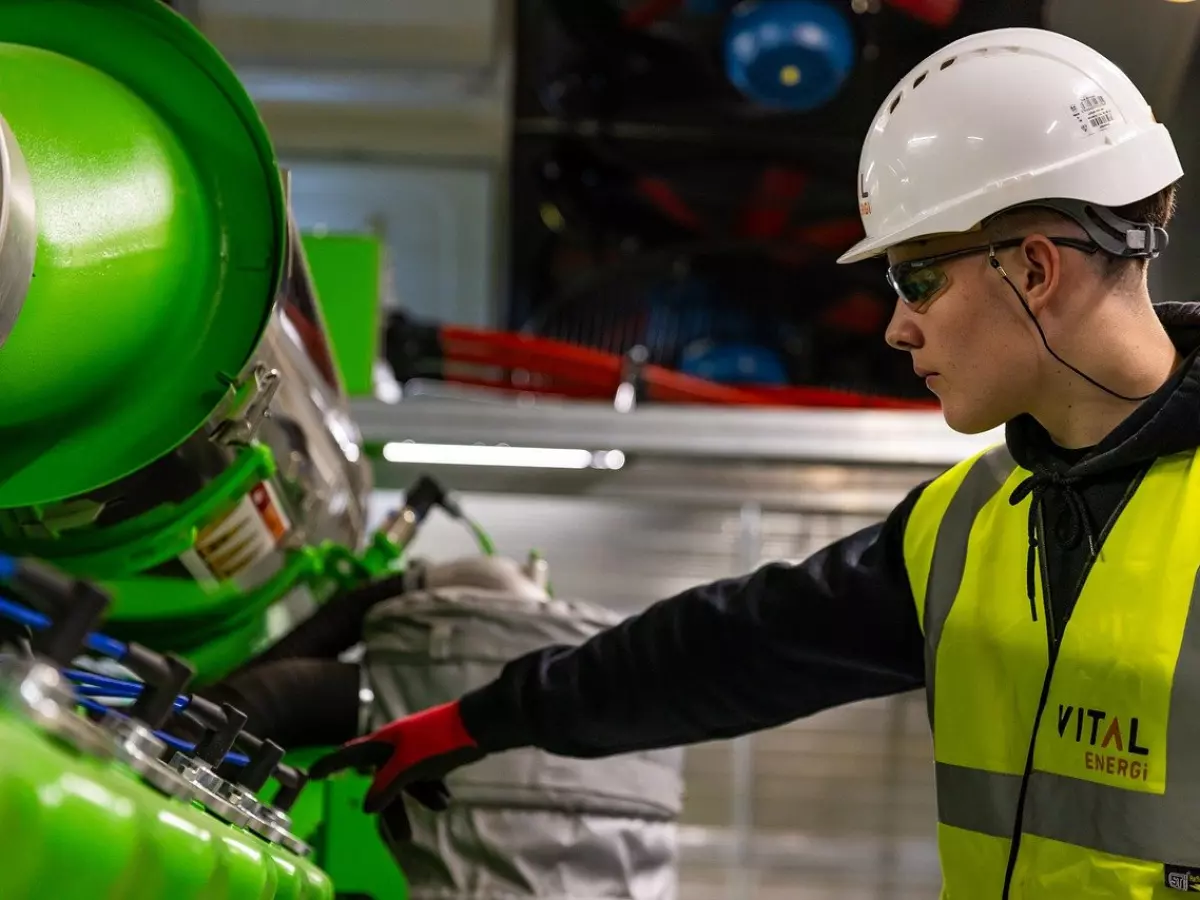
[{"xmin": 884, "ymin": 298, "xmax": 924, "ymax": 352}]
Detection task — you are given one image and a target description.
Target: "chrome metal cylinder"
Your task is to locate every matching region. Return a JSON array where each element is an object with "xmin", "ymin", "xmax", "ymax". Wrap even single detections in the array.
[{"xmin": 0, "ymin": 112, "xmax": 36, "ymax": 351}]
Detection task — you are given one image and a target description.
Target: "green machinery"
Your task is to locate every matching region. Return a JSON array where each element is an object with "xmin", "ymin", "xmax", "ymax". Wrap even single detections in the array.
[
  {"xmin": 0, "ymin": 657, "xmax": 333, "ymax": 900},
  {"xmin": 0, "ymin": 2, "xmax": 420, "ymax": 896},
  {"xmin": 301, "ymin": 233, "xmax": 386, "ymax": 400}
]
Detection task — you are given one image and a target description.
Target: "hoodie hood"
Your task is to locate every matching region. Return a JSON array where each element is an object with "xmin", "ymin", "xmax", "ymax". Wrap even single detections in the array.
[{"xmin": 1006, "ymin": 301, "xmax": 1200, "ymax": 477}]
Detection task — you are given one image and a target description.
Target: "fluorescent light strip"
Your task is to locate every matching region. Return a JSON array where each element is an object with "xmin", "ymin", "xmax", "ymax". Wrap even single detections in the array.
[{"xmin": 382, "ymin": 441, "xmax": 626, "ymax": 471}]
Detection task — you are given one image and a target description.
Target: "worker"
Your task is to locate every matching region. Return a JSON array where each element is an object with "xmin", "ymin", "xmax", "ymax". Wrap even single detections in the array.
[{"xmin": 312, "ymin": 27, "xmax": 1196, "ymax": 898}]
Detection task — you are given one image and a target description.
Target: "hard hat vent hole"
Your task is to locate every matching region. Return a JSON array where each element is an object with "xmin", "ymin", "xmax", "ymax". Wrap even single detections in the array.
[
  {"xmin": 889, "ymin": 92, "xmax": 903, "ymax": 115},
  {"xmin": 913, "ymin": 71, "xmax": 928, "ymax": 88},
  {"xmin": 939, "ymin": 56, "xmax": 956, "ymax": 70}
]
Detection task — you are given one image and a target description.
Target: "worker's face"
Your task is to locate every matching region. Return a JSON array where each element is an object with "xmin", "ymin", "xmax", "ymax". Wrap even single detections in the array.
[{"xmin": 883, "ymin": 233, "xmax": 1043, "ymax": 434}]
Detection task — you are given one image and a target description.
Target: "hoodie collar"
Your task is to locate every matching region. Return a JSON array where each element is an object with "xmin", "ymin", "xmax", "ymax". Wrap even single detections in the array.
[{"xmin": 1006, "ymin": 302, "xmax": 1200, "ymax": 476}]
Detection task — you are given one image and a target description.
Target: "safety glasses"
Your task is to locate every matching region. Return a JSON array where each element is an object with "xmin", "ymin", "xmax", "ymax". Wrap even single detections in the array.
[{"xmin": 887, "ymin": 236, "xmax": 1098, "ymax": 311}]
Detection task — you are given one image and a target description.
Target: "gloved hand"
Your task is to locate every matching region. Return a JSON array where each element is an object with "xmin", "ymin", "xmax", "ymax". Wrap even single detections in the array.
[{"xmin": 308, "ymin": 701, "xmax": 486, "ymax": 835}]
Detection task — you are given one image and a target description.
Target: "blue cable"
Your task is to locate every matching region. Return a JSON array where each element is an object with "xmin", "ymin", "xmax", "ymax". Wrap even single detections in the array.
[
  {"xmin": 74, "ymin": 683, "xmax": 139, "ymax": 699},
  {"xmin": 64, "ymin": 668, "xmax": 146, "ymax": 697},
  {"xmin": 0, "ymin": 594, "xmax": 128, "ymax": 660},
  {"xmin": 0, "ymin": 567, "xmax": 250, "ymax": 769},
  {"xmin": 84, "ymin": 631, "xmax": 128, "ymax": 660},
  {"xmin": 75, "ymin": 697, "xmax": 248, "ymax": 767},
  {"xmin": 155, "ymin": 730, "xmax": 248, "ymax": 766},
  {"xmin": 73, "ymin": 696, "xmax": 110, "ymax": 718},
  {"xmin": 0, "ymin": 594, "xmax": 49, "ymax": 631},
  {"xmin": 73, "ymin": 686, "xmax": 191, "ymax": 715},
  {"xmin": 65, "ymin": 670, "xmax": 192, "ymax": 715}
]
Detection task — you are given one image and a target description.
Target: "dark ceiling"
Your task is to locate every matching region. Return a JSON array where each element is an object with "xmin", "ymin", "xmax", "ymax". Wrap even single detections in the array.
[
  {"xmin": 506, "ymin": 0, "xmax": 1047, "ymax": 400},
  {"xmin": 504, "ymin": 0, "xmax": 1200, "ymax": 402}
]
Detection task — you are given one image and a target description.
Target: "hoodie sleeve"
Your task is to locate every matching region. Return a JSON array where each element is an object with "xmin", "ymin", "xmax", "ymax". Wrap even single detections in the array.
[{"xmin": 458, "ymin": 483, "xmax": 929, "ymax": 758}]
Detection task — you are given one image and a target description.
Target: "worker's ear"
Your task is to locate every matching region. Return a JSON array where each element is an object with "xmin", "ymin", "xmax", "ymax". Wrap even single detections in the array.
[{"xmin": 1017, "ymin": 235, "xmax": 1063, "ymax": 315}]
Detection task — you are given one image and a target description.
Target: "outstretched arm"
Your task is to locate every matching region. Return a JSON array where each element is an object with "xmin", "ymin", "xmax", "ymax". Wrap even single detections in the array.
[{"xmin": 460, "ymin": 484, "xmax": 929, "ymax": 757}]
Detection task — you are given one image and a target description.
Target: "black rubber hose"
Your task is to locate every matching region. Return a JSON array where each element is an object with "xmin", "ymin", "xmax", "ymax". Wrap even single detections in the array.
[
  {"xmin": 188, "ymin": 658, "xmax": 363, "ymax": 750},
  {"xmin": 164, "ymin": 574, "xmax": 410, "ymax": 749},
  {"xmin": 233, "ymin": 572, "xmax": 409, "ymax": 673}
]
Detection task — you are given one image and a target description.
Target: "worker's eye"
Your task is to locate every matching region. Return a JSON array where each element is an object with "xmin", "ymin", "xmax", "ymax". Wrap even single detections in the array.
[{"xmin": 887, "ymin": 261, "xmax": 950, "ymax": 312}]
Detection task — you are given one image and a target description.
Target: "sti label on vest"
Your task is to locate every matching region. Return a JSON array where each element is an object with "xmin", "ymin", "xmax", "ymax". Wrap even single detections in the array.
[{"xmin": 1056, "ymin": 704, "xmax": 1151, "ymax": 783}]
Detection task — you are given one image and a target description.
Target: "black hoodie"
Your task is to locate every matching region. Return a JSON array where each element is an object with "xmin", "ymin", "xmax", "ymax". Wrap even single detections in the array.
[{"xmin": 460, "ymin": 303, "xmax": 1200, "ymax": 758}]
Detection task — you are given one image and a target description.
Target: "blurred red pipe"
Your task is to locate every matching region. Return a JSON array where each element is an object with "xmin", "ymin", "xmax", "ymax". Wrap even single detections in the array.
[
  {"xmin": 882, "ymin": 0, "xmax": 961, "ymax": 27},
  {"xmin": 437, "ymin": 325, "xmax": 938, "ymax": 410}
]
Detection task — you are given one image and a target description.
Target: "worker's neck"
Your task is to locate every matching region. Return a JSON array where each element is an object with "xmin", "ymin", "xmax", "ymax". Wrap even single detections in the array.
[{"xmin": 1028, "ymin": 295, "xmax": 1181, "ymax": 451}]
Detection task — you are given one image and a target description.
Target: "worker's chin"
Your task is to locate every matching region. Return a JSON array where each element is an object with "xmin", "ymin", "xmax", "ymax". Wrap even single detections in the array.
[{"xmin": 939, "ymin": 397, "xmax": 1006, "ymax": 436}]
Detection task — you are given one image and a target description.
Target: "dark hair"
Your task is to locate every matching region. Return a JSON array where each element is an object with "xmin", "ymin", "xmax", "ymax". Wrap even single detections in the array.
[
  {"xmin": 1100, "ymin": 181, "xmax": 1179, "ymax": 279},
  {"xmin": 991, "ymin": 182, "xmax": 1181, "ymax": 281},
  {"xmin": 1111, "ymin": 181, "xmax": 1179, "ymax": 232}
]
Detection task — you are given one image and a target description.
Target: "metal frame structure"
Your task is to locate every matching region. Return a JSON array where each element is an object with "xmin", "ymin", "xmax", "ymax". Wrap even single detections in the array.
[
  {"xmin": 351, "ymin": 396, "xmax": 1002, "ymax": 468},
  {"xmin": 357, "ymin": 394, "xmax": 972, "ymax": 899}
]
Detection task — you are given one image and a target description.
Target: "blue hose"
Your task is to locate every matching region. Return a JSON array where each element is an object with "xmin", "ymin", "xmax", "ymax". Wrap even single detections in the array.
[
  {"xmin": 155, "ymin": 729, "xmax": 249, "ymax": 767},
  {"xmin": 0, "ymin": 594, "xmax": 128, "ymax": 660},
  {"xmin": 65, "ymin": 668, "xmax": 147, "ymax": 696},
  {"xmin": 66, "ymin": 670, "xmax": 191, "ymax": 713},
  {"xmin": 0, "ymin": 566, "xmax": 249, "ymax": 768},
  {"xmin": 75, "ymin": 697, "xmax": 248, "ymax": 767},
  {"xmin": 84, "ymin": 631, "xmax": 128, "ymax": 659},
  {"xmin": 73, "ymin": 682, "xmax": 140, "ymax": 699},
  {"xmin": 0, "ymin": 594, "xmax": 50, "ymax": 631}
]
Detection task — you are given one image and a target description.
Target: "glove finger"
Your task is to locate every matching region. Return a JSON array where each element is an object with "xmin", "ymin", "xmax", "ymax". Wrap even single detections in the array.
[
  {"xmin": 364, "ymin": 752, "xmax": 415, "ymax": 814},
  {"xmin": 378, "ymin": 799, "xmax": 415, "ymax": 843},
  {"xmin": 361, "ymin": 740, "xmax": 486, "ymax": 813},
  {"xmin": 407, "ymin": 779, "xmax": 452, "ymax": 812},
  {"xmin": 364, "ymin": 775, "xmax": 408, "ymax": 815},
  {"xmin": 309, "ymin": 740, "xmax": 393, "ymax": 780}
]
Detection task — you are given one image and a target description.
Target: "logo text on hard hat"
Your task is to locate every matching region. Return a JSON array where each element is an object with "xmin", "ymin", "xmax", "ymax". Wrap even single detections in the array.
[
  {"xmin": 859, "ymin": 173, "xmax": 871, "ymax": 216},
  {"xmin": 1057, "ymin": 703, "xmax": 1150, "ymax": 783}
]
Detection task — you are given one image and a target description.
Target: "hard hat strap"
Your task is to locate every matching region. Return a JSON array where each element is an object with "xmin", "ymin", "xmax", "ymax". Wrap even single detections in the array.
[{"xmin": 996, "ymin": 199, "xmax": 1168, "ymax": 261}]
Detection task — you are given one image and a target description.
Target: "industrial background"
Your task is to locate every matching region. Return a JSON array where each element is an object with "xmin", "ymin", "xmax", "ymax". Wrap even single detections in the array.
[
  {"xmin": 190, "ymin": 1, "xmax": 1200, "ymax": 897},
  {"xmin": 2, "ymin": 1, "xmax": 1198, "ymax": 898}
]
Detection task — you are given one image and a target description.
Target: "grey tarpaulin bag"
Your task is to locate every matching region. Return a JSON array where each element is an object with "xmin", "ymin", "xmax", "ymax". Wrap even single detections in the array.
[{"xmin": 361, "ymin": 556, "xmax": 686, "ymax": 900}]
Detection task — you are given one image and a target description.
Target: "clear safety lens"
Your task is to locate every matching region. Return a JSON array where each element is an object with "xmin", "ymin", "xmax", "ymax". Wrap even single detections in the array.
[{"xmin": 888, "ymin": 261, "xmax": 949, "ymax": 311}]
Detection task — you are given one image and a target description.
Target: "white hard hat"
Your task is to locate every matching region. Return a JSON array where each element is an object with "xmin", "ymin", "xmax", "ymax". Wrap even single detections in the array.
[{"xmin": 837, "ymin": 27, "xmax": 1183, "ymax": 264}]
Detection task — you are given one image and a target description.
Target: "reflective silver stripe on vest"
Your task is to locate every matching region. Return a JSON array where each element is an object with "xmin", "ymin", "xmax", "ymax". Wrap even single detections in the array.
[
  {"xmin": 928, "ymin": 455, "xmax": 1200, "ymax": 865},
  {"xmin": 923, "ymin": 445, "xmax": 1016, "ymax": 730},
  {"xmin": 938, "ymin": 750, "xmax": 1200, "ymax": 863},
  {"xmin": 936, "ymin": 763, "xmax": 1021, "ymax": 838}
]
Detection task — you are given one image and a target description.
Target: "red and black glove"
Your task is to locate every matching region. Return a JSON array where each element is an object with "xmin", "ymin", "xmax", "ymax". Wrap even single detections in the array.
[{"xmin": 308, "ymin": 700, "xmax": 486, "ymax": 836}]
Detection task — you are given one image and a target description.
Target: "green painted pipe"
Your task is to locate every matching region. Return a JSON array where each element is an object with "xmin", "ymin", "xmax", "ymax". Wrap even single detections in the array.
[{"xmin": 0, "ymin": 0, "xmax": 286, "ymax": 507}]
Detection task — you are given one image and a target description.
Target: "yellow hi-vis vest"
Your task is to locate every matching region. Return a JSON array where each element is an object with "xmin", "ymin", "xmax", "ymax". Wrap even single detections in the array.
[{"xmin": 904, "ymin": 443, "xmax": 1200, "ymax": 899}]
